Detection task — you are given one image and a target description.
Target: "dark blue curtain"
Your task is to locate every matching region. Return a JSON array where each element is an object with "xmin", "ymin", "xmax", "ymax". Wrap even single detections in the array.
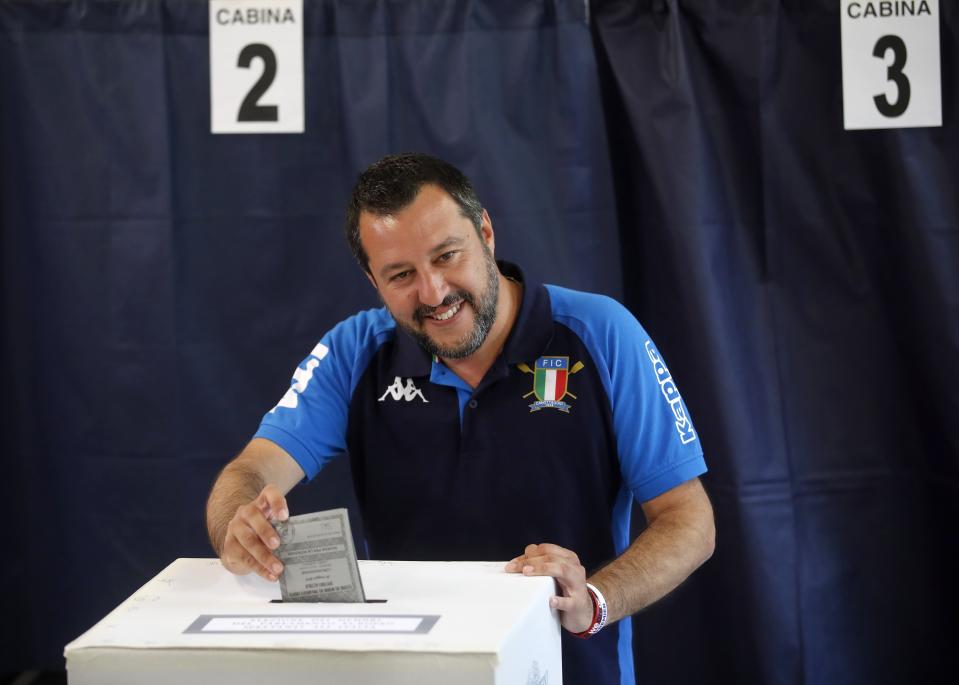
[
  {"xmin": 0, "ymin": 0, "xmax": 619, "ymax": 672},
  {"xmin": 592, "ymin": 1, "xmax": 958, "ymax": 683},
  {"xmin": 2, "ymin": 1, "xmax": 957, "ymax": 683}
]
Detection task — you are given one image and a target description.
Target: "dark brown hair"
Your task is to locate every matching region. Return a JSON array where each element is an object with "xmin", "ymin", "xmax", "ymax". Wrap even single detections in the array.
[{"xmin": 345, "ymin": 153, "xmax": 484, "ymax": 273}]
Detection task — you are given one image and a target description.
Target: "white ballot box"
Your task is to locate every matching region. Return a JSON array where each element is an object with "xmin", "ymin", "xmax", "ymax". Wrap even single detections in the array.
[{"xmin": 65, "ymin": 558, "xmax": 561, "ymax": 685}]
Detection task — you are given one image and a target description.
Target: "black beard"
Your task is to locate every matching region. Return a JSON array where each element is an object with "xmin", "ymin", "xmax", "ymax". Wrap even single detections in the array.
[{"xmin": 397, "ymin": 248, "xmax": 500, "ymax": 360}]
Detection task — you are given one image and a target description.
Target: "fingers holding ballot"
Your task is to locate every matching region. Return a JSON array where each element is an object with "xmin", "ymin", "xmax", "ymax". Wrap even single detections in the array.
[
  {"xmin": 221, "ymin": 484, "xmax": 290, "ymax": 582},
  {"xmin": 505, "ymin": 543, "xmax": 595, "ymax": 634}
]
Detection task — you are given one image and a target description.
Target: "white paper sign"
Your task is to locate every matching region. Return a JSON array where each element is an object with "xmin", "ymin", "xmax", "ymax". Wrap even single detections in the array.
[
  {"xmin": 209, "ymin": 0, "xmax": 304, "ymax": 133},
  {"xmin": 183, "ymin": 614, "xmax": 442, "ymax": 634},
  {"xmin": 202, "ymin": 616, "xmax": 424, "ymax": 633},
  {"xmin": 841, "ymin": 1, "xmax": 941, "ymax": 130}
]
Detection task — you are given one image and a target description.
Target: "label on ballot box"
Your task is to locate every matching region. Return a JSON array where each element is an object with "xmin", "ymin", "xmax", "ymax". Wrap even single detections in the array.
[{"xmin": 184, "ymin": 614, "xmax": 440, "ymax": 634}]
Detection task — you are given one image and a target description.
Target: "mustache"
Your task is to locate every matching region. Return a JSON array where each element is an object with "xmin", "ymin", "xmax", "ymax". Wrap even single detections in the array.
[{"xmin": 414, "ymin": 291, "xmax": 473, "ymax": 323}]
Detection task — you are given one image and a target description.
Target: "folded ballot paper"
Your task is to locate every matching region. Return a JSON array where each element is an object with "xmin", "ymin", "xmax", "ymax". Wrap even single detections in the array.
[{"xmin": 272, "ymin": 508, "xmax": 366, "ymax": 603}]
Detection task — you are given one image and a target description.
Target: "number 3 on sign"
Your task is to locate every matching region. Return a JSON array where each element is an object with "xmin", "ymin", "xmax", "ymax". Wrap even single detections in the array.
[
  {"xmin": 209, "ymin": 0, "xmax": 304, "ymax": 134},
  {"xmin": 872, "ymin": 35, "xmax": 909, "ymax": 117},
  {"xmin": 840, "ymin": 0, "xmax": 941, "ymax": 130}
]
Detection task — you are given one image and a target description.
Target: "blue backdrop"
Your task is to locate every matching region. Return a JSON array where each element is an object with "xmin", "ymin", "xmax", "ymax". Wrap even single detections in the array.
[{"xmin": 1, "ymin": 1, "xmax": 956, "ymax": 682}]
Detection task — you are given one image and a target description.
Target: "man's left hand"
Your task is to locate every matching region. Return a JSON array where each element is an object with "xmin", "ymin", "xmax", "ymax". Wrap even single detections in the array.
[{"xmin": 505, "ymin": 543, "xmax": 593, "ymax": 634}]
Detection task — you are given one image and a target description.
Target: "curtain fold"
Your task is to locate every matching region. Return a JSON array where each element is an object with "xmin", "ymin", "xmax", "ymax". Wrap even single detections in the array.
[{"xmin": 593, "ymin": 1, "xmax": 958, "ymax": 683}]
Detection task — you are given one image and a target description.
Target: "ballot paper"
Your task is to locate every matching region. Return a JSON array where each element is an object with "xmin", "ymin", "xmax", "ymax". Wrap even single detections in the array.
[{"xmin": 272, "ymin": 508, "xmax": 366, "ymax": 603}]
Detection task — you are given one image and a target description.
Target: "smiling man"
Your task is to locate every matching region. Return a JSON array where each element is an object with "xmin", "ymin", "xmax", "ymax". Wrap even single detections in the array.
[
  {"xmin": 206, "ymin": 153, "xmax": 715, "ymax": 685},
  {"xmin": 356, "ymin": 183, "xmax": 509, "ymax": 383}
]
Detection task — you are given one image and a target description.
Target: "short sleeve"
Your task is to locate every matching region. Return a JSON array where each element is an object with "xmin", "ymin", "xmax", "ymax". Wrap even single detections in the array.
[
  {"xmin": 254, "ymin": 308, "xmax": 394, "ymax": 480},
  {"xmin": 547, "ymin": 286, "xmax": 707, "ymax": 502}
]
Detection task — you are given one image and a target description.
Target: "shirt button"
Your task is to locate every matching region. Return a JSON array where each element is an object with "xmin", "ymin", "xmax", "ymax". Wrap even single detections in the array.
[{"xmin": 468, "ymin": 399, "xmax": 478, "ymax": 409}]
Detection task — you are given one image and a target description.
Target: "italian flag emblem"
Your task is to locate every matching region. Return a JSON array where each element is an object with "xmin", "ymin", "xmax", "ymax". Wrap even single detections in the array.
[
  {"xmin": 534, "ymin": 356, "xmax": 570, "ymax": 402},
  {"xmin": 519, "ymin": 357, "xmax": 585, "ymax": 413}
]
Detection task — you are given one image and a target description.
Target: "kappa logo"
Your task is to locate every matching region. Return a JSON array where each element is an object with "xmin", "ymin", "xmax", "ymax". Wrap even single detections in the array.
[
  {"xmin": 645, "ymin": 340, "xmax": 697, "ymax": 444},
  {"xmin": 518, "ymin": 357, "xmax": 585, "ymax": 413},
  {"xmin": 378, "ymin": 376, "xmax": 429, "ymax": 403}
]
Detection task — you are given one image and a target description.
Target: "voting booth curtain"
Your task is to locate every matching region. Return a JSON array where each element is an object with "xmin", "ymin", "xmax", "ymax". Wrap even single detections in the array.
[
  {"xmin": 591, "ymin": 1, "xmax": 958, "ymax": 683},
  {"xmin": 1, "ymin": 0, "xmax": 956, "ymax": 682}
]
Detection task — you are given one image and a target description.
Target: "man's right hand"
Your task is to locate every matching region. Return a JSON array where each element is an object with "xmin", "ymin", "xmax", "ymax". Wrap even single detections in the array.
[{"xmin": 220, "ymin": 484, "xmax": 290, "ymax": 582}]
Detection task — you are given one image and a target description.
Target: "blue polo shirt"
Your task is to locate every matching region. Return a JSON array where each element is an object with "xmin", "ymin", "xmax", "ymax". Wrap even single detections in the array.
[{"xmin": 255, "ymin": 262, "xmax": 707, "ymax": 685}]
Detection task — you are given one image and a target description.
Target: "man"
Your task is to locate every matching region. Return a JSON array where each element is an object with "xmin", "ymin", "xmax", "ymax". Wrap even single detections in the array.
[{"xmin": 206, "ymin": 153, "xmax": 714, "ymax": 684}]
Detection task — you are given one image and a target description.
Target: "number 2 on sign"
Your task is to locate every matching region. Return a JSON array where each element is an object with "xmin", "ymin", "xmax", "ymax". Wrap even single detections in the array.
[{"xmin": 237, "ymin": 43, "xmax": 279, "ymax": 122}]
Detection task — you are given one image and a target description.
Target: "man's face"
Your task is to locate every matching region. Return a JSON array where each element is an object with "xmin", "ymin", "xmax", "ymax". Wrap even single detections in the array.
[{"xmin": 359, "ymin": 185, "xmax": 500, "ymax": 359}]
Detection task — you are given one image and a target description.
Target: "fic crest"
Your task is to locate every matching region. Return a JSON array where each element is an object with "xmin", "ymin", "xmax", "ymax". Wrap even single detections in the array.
[{"xmin": 518, "ymin": 357, "xmax": 585, "ymax": 413}]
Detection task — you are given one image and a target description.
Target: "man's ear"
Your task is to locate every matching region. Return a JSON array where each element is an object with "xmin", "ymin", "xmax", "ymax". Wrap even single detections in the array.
[
  {"xmin": 365, "ymin": 269, "xmax": 378, "ymax": 289},
  {"xmin": 480, "ymin": 209, "xmax": 494, "ymax": 254}
]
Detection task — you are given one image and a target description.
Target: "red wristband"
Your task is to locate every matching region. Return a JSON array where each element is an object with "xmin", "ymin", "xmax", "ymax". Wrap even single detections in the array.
[{"xmin": 572, "ymin": 582, "xmax": 608, "ymax": 639}]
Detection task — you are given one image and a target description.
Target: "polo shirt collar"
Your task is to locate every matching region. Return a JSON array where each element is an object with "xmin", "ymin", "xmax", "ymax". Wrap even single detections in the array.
[
  {"xmin": 499, "ymin": 261, "xmax": 553, "ymax": 366},
  {"xmin": 389, "ymin": 260, "xmax": 553, "ymax": 377}
]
